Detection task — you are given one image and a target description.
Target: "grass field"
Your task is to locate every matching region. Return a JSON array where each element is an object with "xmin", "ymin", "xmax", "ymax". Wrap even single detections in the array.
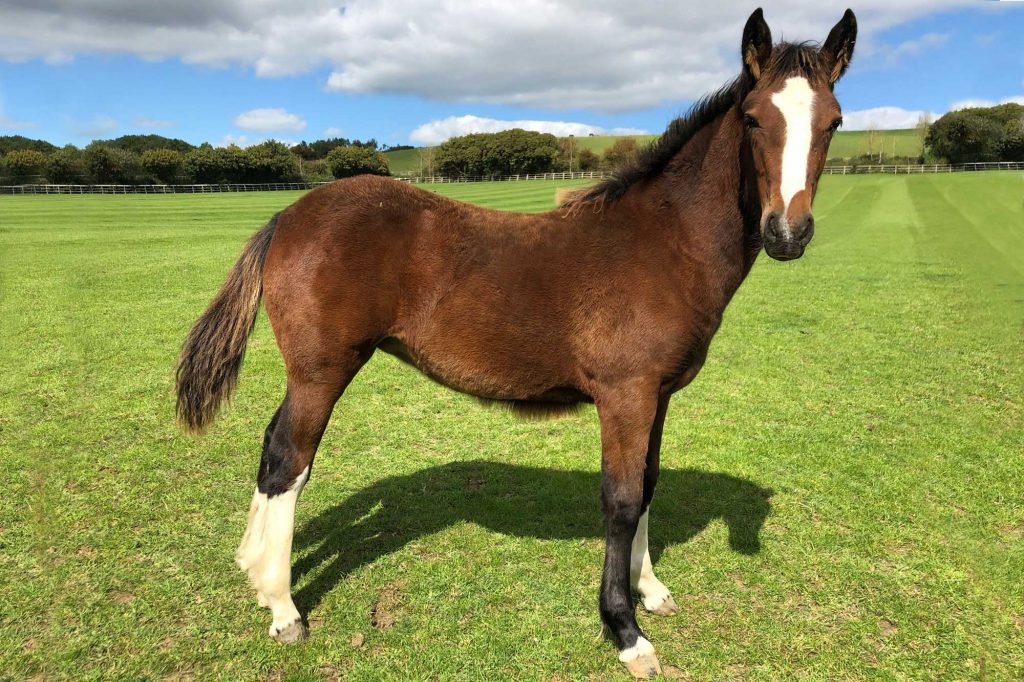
[
  {"xmin": 2, "ymin": 172, "xmax": 1022, "ymax": 680},
  {"xmin": 384, "ymin": 129, "xmax": 921, "ymax": 175}
]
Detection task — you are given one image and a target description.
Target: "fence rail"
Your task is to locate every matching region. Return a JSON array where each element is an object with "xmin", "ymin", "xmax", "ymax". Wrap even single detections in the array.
[
  {"xmin": 823, "ymin": 161, "xmax": 1024, "ymax": 174},
  {"xmin": 2, "ymin": 163, "xmax": 1021, "ymax": 195},
  {"xmin": 0, "ymin": 182, "xmax": 331, "ymax": 195},
  {"xmin": 397, "ymin": 170, "xmax": 613, "ymax": 184}
]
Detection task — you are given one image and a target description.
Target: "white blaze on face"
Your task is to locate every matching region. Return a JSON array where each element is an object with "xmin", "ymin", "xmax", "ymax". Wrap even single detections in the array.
[{"xmin": 771, "ymin": 77, "xmax": 816, "ymax": 212}]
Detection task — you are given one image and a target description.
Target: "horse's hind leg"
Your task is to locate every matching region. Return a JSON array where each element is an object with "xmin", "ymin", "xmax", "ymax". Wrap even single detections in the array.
[{"xmin": 236, "ymin": 361, "xmax": 361, "ymax": 642}]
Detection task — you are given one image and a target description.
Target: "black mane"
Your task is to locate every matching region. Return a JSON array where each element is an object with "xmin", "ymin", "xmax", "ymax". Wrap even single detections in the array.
[{"xmin": 567, "ymin": 42, "xmax": 822, "ymax": 208}]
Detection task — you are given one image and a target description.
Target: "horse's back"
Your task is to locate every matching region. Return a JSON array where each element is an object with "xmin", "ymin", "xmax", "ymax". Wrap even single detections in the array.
[{"xmin": 260, "ymin": 175, "xmax": 589, "ymax": 398}]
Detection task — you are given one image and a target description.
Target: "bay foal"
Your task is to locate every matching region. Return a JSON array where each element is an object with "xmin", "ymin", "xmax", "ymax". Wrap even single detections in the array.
[{"xmin": 177, "ymin": 9, "xmax": 856, "ymax": 677}]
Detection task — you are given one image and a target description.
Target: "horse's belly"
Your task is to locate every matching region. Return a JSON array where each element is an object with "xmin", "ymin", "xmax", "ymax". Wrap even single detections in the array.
[{"xmin": 377, "ymin": 334, "xmax": 578, "ymax": 403}]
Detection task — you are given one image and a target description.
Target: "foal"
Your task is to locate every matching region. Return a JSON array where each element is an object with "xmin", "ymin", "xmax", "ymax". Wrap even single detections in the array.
[{"xmin": 177, "ymin": 9, "xmax": 856, "ymax": 678}]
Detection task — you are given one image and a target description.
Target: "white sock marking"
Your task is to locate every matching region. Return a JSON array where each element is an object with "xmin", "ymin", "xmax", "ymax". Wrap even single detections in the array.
[
  {"xmin": 237, "ymin": 467, "xmax": 310, "ymax": 635},
  {"xmin": 618, "ymin": 635, "xmax": 656, "ymax": 662},
  {"xmin": 630, "ymin": 510, "xmax": 673, "ymax": 611},
  {"xmin": 771, "ymin": 77, "xmax": 815, "ymax": 215}
]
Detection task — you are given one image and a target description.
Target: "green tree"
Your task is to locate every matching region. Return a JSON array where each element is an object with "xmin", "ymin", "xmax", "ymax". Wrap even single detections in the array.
[
  {"xmin": 926, "ymin": 103, "xmax": 1024, "ymax": 163},
  {"xmin": 99, "ymin": 134, "xmax": 194, "ymax": 155},
  {"xmin": 576, "ymin": 147, "xmax": 600, "ymax": 171},
  {"xmin": 0, "ymin": 135, "xmax": 57, "ymax": 156},
  {"xmin": 326, "ymin": 144, "xmax": 390, "ymax": 178},
  {"xmin": 220, "ymin": 145, "xmax": 253, "ymax": 182},
  {"xmin": 434, "ymin": 129, "xmax": 559, "ymax": 178},
  {"xmin": 47, "ymin": 146, "xmax": 89, "ymax": 184},
  {"xmin": 184, "ymin": 144, "xmax": 226, "ymax": 184},
  {"xmin": 141, "ymin": 148, "xmax": 185, "ymax": 183},
  {"xmin": 602, "ymin": 137, "xmax": 638, "ymax": 169},
  {"xmin": 245, "ymin": 140, "xmax": 301, "ymax": 183},
  {"xmin": 2, "ymin": 149, "xmax": 47, "ymax": 183}
]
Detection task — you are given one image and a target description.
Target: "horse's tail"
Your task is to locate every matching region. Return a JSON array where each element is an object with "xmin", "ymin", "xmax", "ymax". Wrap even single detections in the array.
[{"xmin": 175, "ymin": 214, "xmax": 279, "ymax": 434}]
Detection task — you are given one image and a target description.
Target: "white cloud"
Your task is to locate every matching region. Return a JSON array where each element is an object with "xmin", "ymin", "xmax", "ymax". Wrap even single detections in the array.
[
  {"xmin": 218, "ymin": 134, "xmax": 298, "ymax": 148},
  {"xmin": 0, "ymin": 1, "xmax": 977, "ymax": 112},
  {"xmin": 875, "ymin": 32, "xmax": 949, "ymax": 67},
  {"xmin": 324, "ymin": 126, "xmax": 344, "ymax": 137},
  {"xmin": 950, "ymin": 95, "xmax": 1024, "ymax": 110},
  {"xmin": 232, "ymin": 107, "xmax": 306, "ymax": 132},
  {"xmin": 842, "ymin": 106, "xmax": 940, "ymax": 131},
  {"xmin": 132, "ymin": 116, "xmax": 175, "ymax": 129},
  {"xmin": 841, "ymin": 94, "xmax": 1024, "ymax": 131},
  {"xmin": 73, "ymin": 114, "xmax": 118, "ymax": 137},
  {"xmin": 410, "ymin": 115, "xmax": 647, "ymax": 145},
  {"xmin": 0, "ymin": 115, "xmax": 38, "ymax": 130}
]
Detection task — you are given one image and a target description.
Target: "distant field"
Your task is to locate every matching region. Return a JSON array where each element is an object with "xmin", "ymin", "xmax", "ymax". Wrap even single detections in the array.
[
  {"xmin": 826, "ymin": 128, "xmax": 922, "ymax": 160},
  {"xmin": 382, "ymin": 147, "xmax": 422, "ymax": 176},
  {"xmin": 2, "ymin": 172, "xmax": 1022, "ymax": 680},
  {"xmin": 385, "ymin": 128, "xmax": 922, "ymax": 175}
]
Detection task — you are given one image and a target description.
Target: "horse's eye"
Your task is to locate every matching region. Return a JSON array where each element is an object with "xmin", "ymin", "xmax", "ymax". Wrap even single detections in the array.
[
  {"xmin": 743, "ymin": 114, "xmax": 760, "ymax": 130},
  {"xmin": 828, "ymin": 117, "xmax": 843, "ymax": 133}
]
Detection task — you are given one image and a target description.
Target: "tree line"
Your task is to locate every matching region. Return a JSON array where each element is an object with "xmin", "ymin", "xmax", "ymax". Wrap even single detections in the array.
[
  {"xmin": 925, "ymin": 102, "xmax": 1024, "ymax": 164},
  {"xmin": 420, "ymin": 129, "xmax": 640, "ymax": 179},
  {"xmin": 4, "ymin": 101, "xmax": 1021, "ymax": 185},
  {"xmin": 0, "ymin": 134, "xmax": 389, "ymax": 185}
]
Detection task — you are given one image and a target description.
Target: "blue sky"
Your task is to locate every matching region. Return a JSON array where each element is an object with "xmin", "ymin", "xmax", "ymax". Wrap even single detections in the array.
[{"xmin": 0, "ymin": 2, "xmax": 1021, "ymax": 148}]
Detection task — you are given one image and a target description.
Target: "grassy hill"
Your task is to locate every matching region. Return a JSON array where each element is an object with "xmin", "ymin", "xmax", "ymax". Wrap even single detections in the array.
[{"xmin": 385, "ymin": 129, "xmax": 924, "ymax": 176}]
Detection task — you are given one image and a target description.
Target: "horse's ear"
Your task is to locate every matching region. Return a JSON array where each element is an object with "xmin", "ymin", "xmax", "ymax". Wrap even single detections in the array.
[
  {"xmin": 741, "ymin": 8, "xmax": 772, "ymax": 82},
  {"xmin": 821, "ymin": 9, "xmax": 857, "ymax": 84}
]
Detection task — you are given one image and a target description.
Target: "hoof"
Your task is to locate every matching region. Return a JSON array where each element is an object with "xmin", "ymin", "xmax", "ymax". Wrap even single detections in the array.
[
  {"xmin": 270, "ymin": 619, "xmax": 308, "ymax": 644},
  {"xmin": 645, "ymin": 594, "xmax": 679, "ymax": 617},
  {"xmin": 623, "ymin": 653, "xmax": 662, "ymax": 679}
]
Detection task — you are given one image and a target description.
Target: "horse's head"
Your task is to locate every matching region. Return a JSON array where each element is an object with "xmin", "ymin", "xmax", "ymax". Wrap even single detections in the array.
[{"xmin": 739, "ymin": 8, "xmax": 857, "ymax": 261}]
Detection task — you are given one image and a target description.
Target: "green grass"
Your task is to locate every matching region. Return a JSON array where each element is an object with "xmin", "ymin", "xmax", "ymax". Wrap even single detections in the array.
[
  {"xmin": 384, "ymin": 129, "xmax": 921, "ymax": 175},
  {"xmin": 382, "ymin": 147, "xmax": 423, "ymax": 176},
  {"xmin": 2, "ymin": 173, "xmax": 1022, "ymax": 680},
  {"xmin": 825, "ymin": 128, "xmax": 922, "ymax": 161}
]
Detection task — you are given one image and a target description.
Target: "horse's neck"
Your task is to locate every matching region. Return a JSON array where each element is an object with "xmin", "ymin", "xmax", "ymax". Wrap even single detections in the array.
[{"xmin": 646, "ymin": 107, "xmax": 761, "ymax": 290}]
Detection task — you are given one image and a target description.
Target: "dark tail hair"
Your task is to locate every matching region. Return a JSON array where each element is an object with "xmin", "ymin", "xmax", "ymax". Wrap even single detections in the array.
[{"xmin": 175, "ymin": 214, "xmax": 279, "ymax": 434}]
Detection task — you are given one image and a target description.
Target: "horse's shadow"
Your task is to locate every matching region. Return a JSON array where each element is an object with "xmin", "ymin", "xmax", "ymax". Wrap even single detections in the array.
[{"xmin": 293, "ymin": 461, "xmax": 772, "ymax": 613}]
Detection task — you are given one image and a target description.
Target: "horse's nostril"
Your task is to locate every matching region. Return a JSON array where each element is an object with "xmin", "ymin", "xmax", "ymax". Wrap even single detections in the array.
[
  {"xmin": 765, "ymin": 213, "xmax": 784, "ymax": 240},
  {"xmin": 797, "ymin": 216, "xmax": 815, "ymax": 242}
]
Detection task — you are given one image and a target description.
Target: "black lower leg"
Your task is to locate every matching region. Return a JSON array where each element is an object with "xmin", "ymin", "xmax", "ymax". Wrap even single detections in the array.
[{"xmin": 600, "ymin": 490, "xmax": 645, "ymax": 649}]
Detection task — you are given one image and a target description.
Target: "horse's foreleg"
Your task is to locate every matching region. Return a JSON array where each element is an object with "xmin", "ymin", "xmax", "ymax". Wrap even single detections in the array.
[
  {"xmin": 236, "ymin": 378, "xmax": 347, "ymax": 643},
  {"xmin": 596, "ymin": 383, "xmax": 663, "ymax": 679},
  {"xmin": 630, "ymin": 398, "xmax": 678, "ymax": 617}
]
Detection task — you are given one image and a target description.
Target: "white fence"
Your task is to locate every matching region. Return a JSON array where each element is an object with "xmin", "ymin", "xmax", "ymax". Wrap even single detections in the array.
[
  {"xmin": 2, "ymin": 163, "xmax": 1021, "ymax": 195},
  {"xmin": 396, "ymin": 170, "xmax": 612, "ymax": 184},
  {"xmin": 0, "ymin": 182, "xmax": 331, "ymax": 195},
  {"xmin": 823, "ymin": 161, "xmax": 1024, "ymax": 174}
]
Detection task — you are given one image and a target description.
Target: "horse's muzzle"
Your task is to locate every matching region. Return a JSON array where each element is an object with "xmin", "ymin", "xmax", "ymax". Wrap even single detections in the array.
[{"xmin": 763, "ymin": 211, "xmax": 814, "ymax": 261}]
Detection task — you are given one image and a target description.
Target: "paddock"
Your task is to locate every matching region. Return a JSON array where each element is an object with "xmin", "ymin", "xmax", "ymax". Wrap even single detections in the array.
[{"xmin": 2, "ymin": 172, "xmax": 1022, "ymax": 680}]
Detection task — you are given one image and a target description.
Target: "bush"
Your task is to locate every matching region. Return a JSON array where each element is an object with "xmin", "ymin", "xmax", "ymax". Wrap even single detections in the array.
[
  {"xmin": 85, "ymin": 143, "xmax": 149, "ymax": 184},
  {"xmin": 997, "ymin": 123, "xmax": 1024, "ymax": 162},
  {"xmin": 577, "ymin": 148, "xmax": 600, "ymax": 171},
  {"xmin": 602, "ymin": 138, "xmax": 638, "ymax": 169},
  {"xmin": 141, "ymin": 149, "xmax": 185, "ymax": 184},
  {"xmin": 434, "ymin": 129, "xmax": 559, "ymax": 178},
  {"xmin": 298, "ymin": 158, "xmax": 332, "ymax": 183},
  {"xmin": 926, "ymin": 103, "xmax": 1024, "ymax": 163},
  {"xmin": 326, "ymin": 145, "xmax": 390, "ymax": 178},
  {"xmin": 245, "ymin": 140, "xmax": 301, "ymax": 183},
  {"xmin": 184, "ymin": 144, "xmax": 226, "ymax": 184},
  {"xmin": 47, "ymin": 146, "xmax": 89, "ymax": 184},
  {"xmin": 2, "ymin": 149, "xmax": 47, "ymax": 184}
]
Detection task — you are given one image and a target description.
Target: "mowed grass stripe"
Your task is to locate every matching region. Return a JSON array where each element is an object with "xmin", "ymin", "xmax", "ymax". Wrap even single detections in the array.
[{"xmin": 0, "ymin": 174, "xmax": 1021, "ymax": 680}]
